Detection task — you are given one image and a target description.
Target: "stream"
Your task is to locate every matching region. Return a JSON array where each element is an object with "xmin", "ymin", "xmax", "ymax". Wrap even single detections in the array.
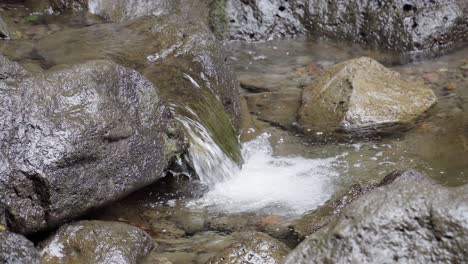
[{"xmin": 0, "ymin": 4, "xmax": 467, "ymax": 263}]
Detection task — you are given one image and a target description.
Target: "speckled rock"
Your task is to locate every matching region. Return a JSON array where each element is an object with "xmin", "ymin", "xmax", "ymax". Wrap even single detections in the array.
[
  {"xmin": 0, "ymin": 55, "xmax": 29, "ymax": 82},
  {"xmin": 1, "ymin": 60, "xmax": 167, "ymax": 234},
  {"xmin": 291, "ymin": 170, "xmax": 431, "ymax": 239},
  {"xmin": 207, "ymin": 231, "xmax": 290, "ymax": 264},
  {"xmin": 299, "ymin": 57, "xmax": 437, "ymax": 136},
  {"xmin": 226, "ymin": 0, "xmax": 306, "ymax": 41},
  {"xmin": 284, "ymin": 171, "xmax": 468, "ymax": 264},
  {"xmin": 84, "ymin": 0, "xmax": 176, "ymax": 22},
  {"xmin": 225, "ymin": 0, "xmax": 468, "ymax": 55},
  {"xmin": 39, "ymin": 220, "xmax": 155, "ymax": 264},
  {"xmin": 0, "ymin": 231, "xmax": 40, "ymax": 264}
]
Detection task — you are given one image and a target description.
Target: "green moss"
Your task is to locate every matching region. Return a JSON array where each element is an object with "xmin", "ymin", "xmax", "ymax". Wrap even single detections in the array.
[
  {"xmin": 208, "ymin": 0, "xmax": 229, "ymax": 40},
  {"xmin": 24, "ymin": 15, "xmax": 40, "ymax": 23}
]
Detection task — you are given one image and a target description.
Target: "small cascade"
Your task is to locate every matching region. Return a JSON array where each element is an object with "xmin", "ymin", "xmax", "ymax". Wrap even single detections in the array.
[
  {"xmin": 176, "ymin": 115, "xmax": 241, "ymax": 187},
  {"xmin": 188, "ymin": 133, "xmax": 340, "ymax": 215}
]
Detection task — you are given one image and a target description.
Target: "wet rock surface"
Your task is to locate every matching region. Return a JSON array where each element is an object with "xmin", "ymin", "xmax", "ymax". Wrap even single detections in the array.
[
  {"xmin": 299, "ymin": 57, "xmax": 437, "ymax": 137},
  {"xmin": 0, "ymin": 15, "xmax": 10, "ymax": 40},
  {"xmin": 291, "ymin": 170, "xmax": 433, "ymax": 239},
  {"xmin": 0, "ymin": 54, "xmax": 29, "ymax": 82},
  {"xmin": 226, "ymin": 0, "xmax": 306, "ymax": 41},
  {"xmin": 284, "ymin": 171, "xmax": 468, "ymax": 264},
  {"xmin": 225, "ymin": 0, "xmax": 468, "ymax": 55},
  {"xmin": 206, "ymin": 231, "xmax": 290, "ymax": 264},
  {"xmin": 1, "ymin": 60, "xmax": 167, "ymax": 234},
  {"xmin": 39, "ymin": 220, "xmax": 155, "ymax": 264},
  {"xmin": 0, "ymin": 231, "xmax": 40, "ymax": 264}
]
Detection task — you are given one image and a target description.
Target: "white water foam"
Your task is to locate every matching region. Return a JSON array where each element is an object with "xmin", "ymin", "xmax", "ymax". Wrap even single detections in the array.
[
  {"xmin": 176, "ymin": 115, "xmax": 240, "ymax": 187},
  {"xmin": 189, "ymin": 133, "xmax": 339, "ymax": 216}
]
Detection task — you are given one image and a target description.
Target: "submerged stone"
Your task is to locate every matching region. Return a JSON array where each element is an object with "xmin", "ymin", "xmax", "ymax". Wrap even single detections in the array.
[
  {"xmin": 39, "ymin": 220, "xmax": 155, "ymax": 264},
  {"xmin": 299, "ymin": 57, "xmax": 437, "ymax": 136},
  {"xmin": 284, "ymin": 170, "xmax": 468, "ymax": 263},
  {"xmin": 207, "ymin": 231, "xmax": 290, "ymax": 264}
]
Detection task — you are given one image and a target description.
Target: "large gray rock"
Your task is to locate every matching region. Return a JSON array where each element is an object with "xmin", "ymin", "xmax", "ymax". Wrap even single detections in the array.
[
  {"xmin": 225, "ymin": 0, "xmax": 468, "ymax": 55},
  {"xmin": 284, "ymin": 171, "xmax": 468, "ymax": 263},
  {"xmin": 1, "ymin": 60, "xmax": 167, "ymax": 234},
  {"xmin": 299, "ymin": 57, "xmax": 437, "ymax": 136},
  {"xmin": 32, "ymin": 9, "xmax": 242, "ymax": 162},
  {"xmin": 39, "ymin": 220, "xmax": 155, "ymax": 264},
  {"xmin": 0, "ymin": 231, "xmax": 40, "ymax": 264}
]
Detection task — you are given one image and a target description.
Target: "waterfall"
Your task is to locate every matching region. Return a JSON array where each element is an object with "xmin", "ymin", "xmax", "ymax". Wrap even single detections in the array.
[
  {"xmin": 176, "ymin": 115, "xmax": 240, "ymax": 187},
  {"xmin": 188, "ymin": 133, "xmax": 340, "ymax": 215}
]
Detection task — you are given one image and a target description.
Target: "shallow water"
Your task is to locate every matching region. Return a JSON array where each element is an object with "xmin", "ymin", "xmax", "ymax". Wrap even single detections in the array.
[
  {"xmin": 189, "ymin": 133, "xmax": 339, "ymax": 215},
  {"xmin": 228, "ymin": 38, "xmax": 468, "ymax": 193},
  {"xmin": 1, "ymin": 4, "xmax": 467, "ymax": 243}
]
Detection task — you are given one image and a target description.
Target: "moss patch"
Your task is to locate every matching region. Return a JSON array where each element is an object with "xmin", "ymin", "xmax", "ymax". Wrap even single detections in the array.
[{"xmin": 208, "ymin": 0, "xmax": 229, "ymax": 40}]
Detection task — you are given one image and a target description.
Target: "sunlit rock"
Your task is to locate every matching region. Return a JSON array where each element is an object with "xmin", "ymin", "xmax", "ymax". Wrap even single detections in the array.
[{"xmin": 299, "ymin": 57, "xmax": 437, "ymax": 137}]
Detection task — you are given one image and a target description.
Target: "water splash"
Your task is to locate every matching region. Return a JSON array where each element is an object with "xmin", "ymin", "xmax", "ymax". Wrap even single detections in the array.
[
  {"xmin": 176, "ymin": 115, "xmax": 240, "ymax": 187},
  {"xmin": 189, "ymin": 133, "xmax": 339, "ymax": 215}
]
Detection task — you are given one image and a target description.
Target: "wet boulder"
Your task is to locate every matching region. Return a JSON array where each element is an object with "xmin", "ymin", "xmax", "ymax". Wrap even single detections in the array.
[
  {"xmin": 207, "ymin": 231, "xmax": 290, "ymax": 264},
  {"xmin": 39, "ymin": 220, "xmax": 155, "ymax": 264},
  {"xmin": 0, "ymin": 231, "xmax": 40, "ymax": 264},
  {"xmin": 1, "ymin": 60, "xmax": 168, "ymax": 234},
  {"xmin": 284, "ymin": 171, "xmax": 468, "ymax": 263},
  {"xmin": 291, "ymin": 170, "xmax": 432, "ymax": 239},
  {"xmin": 299, "ymin": 57, "xmax": 437, "ymax": 137},
  {"xmin": 225, "ymin": 0, "xmax": 468, "ymax": 55},
  {"xmin": 301, "ymin": 0, "xmax": 468, "ymax": 56}
]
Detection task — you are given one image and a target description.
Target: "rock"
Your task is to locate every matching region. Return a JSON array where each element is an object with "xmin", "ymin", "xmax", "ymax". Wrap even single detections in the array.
[
  {"xmin": 207, "ymin": 231, "xmax": 290, "ymax": 264},
  {"xmin": 1, "ymin": 60, "xmax": 168, "ymax": 234},
  {"xmin": 299, "ymin": 57, "xmax": 437, "ymax": 136},
  {"xmin": 0, "ymin": 54, "xmax": 29, "ymax": 82},
  {"xmin": 33, "ymin": 11, "xmax": 241, "ymax": 163},
  {"xmin": 291, "ymin": 183, "xmax": 376, "ymax": 240},
  {"xmin": 226, "ymin": 0, "xmax": 306, "ymax": 41},
  {"xmin": 0, "ymin": 15, "xmax": 10, "ymax": 40},
  {"xmin": 461, "ymin": 64, "xmax": 468, "ymax": 70},
  {"xmin": 85, "ymin": 0, "xmax": 176, "ymax": 22},
  {"xmin": 206, "ymin": 213, "xmax": 256, "ymax": 233},
  {"xmin": 225, "ymin": 0, "xmax": 468, "ymax": 55},
  {"xmin": 284, "ymin": 170, "xmax": 468, "ymax": 263},
  {"xmin": 0, "ymin": 231, "xmax": 40, "ymax": 264},
  {"xmin": 39, "ymin": 220, "xmax": 155, "ymax": 264},
  {"xmin": 244, "ymin": 89, "xmax": 302, "ymax": 130},
  {"xmin": 291, "ymin": 170, "xmax": 432, "ymax": 240},
  {"xmin": 49, "ymin": 0, "xmax": 87, "ymax": 11}
]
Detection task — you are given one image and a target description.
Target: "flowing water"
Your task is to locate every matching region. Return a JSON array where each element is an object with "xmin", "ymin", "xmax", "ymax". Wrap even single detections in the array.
[{"xmin": 1, "ymin": 6, "xmax": 467, "ymax": 262}]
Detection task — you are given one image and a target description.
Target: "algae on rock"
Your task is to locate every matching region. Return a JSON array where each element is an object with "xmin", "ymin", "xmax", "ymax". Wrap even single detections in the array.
[{"xmin": 299, "ymin": 57, "xmax": 437, "ymax": 137}]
